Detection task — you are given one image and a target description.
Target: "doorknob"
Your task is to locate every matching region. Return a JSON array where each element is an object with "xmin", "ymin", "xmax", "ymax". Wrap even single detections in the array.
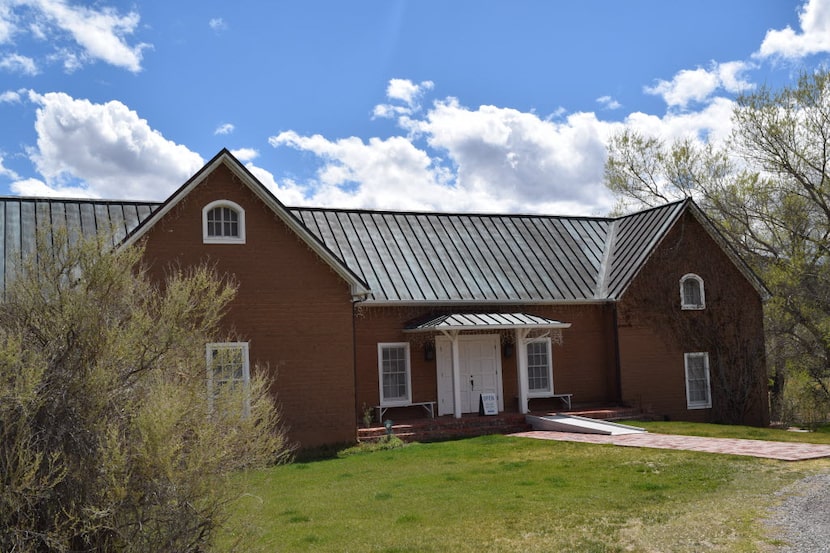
[{"xmin": 470, "ymin": 377, "xmax": 474, "ymax": 390}]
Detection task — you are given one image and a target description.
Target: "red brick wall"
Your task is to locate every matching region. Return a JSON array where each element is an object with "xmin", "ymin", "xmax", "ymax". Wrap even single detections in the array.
[
  {"xmin": 617, "ymin": 211, "xmax": 769, "ymax": 426},
  {"xmin": 139, "ymin": 163, "xmax": 357, "ymax": 448},
  {"xmin": 353, "ymin": 303, "xmax": 619, "ymax": 418}
]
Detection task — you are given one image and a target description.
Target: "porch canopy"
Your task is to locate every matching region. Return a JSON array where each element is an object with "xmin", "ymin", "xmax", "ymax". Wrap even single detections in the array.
[
  {"xmin": 404, "ymin": 313, "xmax": 571, "ymax": 418},
  {"xmin": 404, "ymin": 312, "xmax": 571, "ymax": 333}
]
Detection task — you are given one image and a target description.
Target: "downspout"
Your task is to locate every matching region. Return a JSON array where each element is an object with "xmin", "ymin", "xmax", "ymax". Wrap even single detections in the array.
[{"xmin": 351, "ymin": 293, "xmax": 368, "ymax": 437}]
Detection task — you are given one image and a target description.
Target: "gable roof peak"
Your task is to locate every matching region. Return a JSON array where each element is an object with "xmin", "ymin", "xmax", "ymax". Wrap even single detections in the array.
[{"xmin": 122, "ymin": 148, "xmax": 371, "ymax": 298}]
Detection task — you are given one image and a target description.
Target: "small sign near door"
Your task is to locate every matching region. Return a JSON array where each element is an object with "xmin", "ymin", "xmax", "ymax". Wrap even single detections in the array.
[{"xmin": 479, "ymin": 392, "xmax": 498, "ymax": 416}]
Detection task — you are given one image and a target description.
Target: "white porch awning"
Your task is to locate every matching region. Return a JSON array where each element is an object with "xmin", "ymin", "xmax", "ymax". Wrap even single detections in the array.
[{"xmin": 403, "ymin": 312, "xmax": 571, "ymax": 332}]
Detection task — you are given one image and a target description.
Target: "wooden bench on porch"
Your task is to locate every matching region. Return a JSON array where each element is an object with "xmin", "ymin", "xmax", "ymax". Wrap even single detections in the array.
[{"xmin": 375, "ymin": 401, "xmax": 436, "ymax": 423}]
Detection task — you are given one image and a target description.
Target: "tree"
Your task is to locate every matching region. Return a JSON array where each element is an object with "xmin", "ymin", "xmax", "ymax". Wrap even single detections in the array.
[
  {"xmin": 605, "ymin": 71, "xmax": 830, "ymax": 424},
  {"xmin": 0, "ymin": 228, "xmax": 291, "ymax": 552}
]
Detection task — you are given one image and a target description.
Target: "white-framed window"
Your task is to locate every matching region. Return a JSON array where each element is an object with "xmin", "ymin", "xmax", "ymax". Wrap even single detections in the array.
[
  {"xmin": 378, "ymin": 343, "xmax": 411, "ymax": 406},
  {"xmin": 207, "ymin": 342, "xmax": 251, "ymax": 415},
  {"xmin": 202, "ymin": 200, "xmax": 246, "ymax": 244},
  {"xmin": 526, "ymin": 338, "xmax": 554, "ymax": 397},
  {"xmin": 680, "ymin": 273, "xmax": 705, "ymax": 310},
  {"xmin": 684, "ymin": 352, "xmax": 712, "ymax": 409}
]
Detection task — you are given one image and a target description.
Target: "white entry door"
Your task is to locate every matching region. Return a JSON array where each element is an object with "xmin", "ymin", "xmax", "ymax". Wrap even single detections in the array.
[{"xmin": 436, "ymin": 335, "xmax": 503, "ymax": 415}]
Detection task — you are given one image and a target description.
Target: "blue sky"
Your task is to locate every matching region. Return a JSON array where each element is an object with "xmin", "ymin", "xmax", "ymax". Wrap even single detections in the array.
[{"xmin": 0, "ymin": 0, "xmax": 827, "ymax": 215}]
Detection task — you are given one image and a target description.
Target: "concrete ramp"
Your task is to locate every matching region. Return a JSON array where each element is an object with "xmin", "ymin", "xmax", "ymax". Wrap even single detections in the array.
[{"xmin": 526, "ymin": 414, "xmax": 646, "ymax": 436}]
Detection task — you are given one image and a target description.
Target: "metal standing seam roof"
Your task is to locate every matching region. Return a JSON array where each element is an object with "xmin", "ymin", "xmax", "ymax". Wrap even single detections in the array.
[
  {"xmin": 0, "ymin": 192, "xmax": 711, "ymax": 305},
  {"xmin": 404, "ymin": 312, "xmax": 572, "ymax": 332},
  {"xmin": 0, "ymin": 197, "xmax": 159, "ymax": 296},
  {"xmin": 292, "ymin": 208, "xmax": 616, "ymax": 303}
]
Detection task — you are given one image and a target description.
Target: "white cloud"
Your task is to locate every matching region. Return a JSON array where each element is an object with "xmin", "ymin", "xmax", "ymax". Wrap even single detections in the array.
[
  {"xmin": 0, "ymin": 89, "xmax": 23, "ymax": 102},
  {"xmin": 0, "ymin": 0, "xmax": 149, "ymax": 73},
  {"xmin": 230, "ymin": 147, "xmax": 258, "ymax": 162},
  {"xmin": 597, "ymin": 95, "xmax": 621, "ymax": 110},
  {"xmin": 645, "ymin": 61, "xmax": 754, "ymax": 108},
  {"xmin": 269, "ymin": 131, "xmax": 460, "ymax": 211},
  {"xmin": 209, "ymin": 17, "xmax": 227, "ymax": 32},
  {"xmin": 265, "ymin": 74, "xmax": 756, "ymax": 216},
  {"xmin": 757, "ymin": 0, "xmax": 830, "ymax": 59},
  {"xmin": 243, "ymin": 163, "xmax": 309, "ymax": 207},
  {"xmin": 0, "ymin": 154, "xmax": 21, "ymax": 180},
  {"xmin": 416, "ymin": 99, "xmax": 617, "ymax": 211},
  {"xmin": 387, "ymin": 78, "xmax": 433, "ymax": 106},
  {"xmin": 373, "ymin": 78, "xmax": 434, "ymax": 119},
  {"xmin": 0, "ymin": 53, "xmax": 38, "ymax": 74},
  {"xmin": 0, "ymin": 2, "xmax": 16, "ymax": 43},
  {"xmin": 214, "ymin": 123, "xmax": 235, "ymax": 135},
  {"xmin": 270, "ymin": 88, "xmax": 623, "ymax": 215},
  {"xmin": 10, "ymin": 177, "xmax": 90, "ymax": 197},
  {"xmin": 624, "ymin": 96, "xmax": 737, "ymax": 145},
  {"xmin": 24, "ymin": 91, "xmax": 204, "ymax": 199}
]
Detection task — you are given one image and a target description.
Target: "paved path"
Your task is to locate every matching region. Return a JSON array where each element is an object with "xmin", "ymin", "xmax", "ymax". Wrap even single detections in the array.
[{"xmin": 511, "ymin": 430, "xmax": 830, "ymax": 461}]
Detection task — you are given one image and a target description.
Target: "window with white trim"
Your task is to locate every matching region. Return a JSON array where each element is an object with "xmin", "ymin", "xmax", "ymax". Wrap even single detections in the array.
[
  {"xmin": 203, "ymin": 200, "xmax": 246, "ymax": 244},
  {"xmin": 680, "ymin": 273, "xmax": 705, "ymax": 310},
  {"xmin": 207, "ymin": 342, "xmax": 251, "ymax": 414},
  {"xmin": 684, "ymin": 352, "xmax": 712, "ymax": 409},
  {"xmin": 526, "ymin": 338, "xmax": 553, "ymax": 397},
  {"xmin": 378, "ymin": 343, "xmax": 411, "ymax": 406}
]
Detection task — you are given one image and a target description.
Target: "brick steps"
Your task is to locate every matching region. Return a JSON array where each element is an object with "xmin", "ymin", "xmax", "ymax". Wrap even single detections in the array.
[
  {"xmin": 358, "ymin": 413, "xmax": 530, "ymax": 443},
  {"xmin": 357, "ymin": 405, "xmax": 645, "ymax": 444}
]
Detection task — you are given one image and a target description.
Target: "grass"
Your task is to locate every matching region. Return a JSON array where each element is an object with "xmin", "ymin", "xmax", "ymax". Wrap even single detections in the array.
[
  {"xmin": 626, "ymin": 420, "xmax": 830, "ymax": 443},
  {"xmin": 221, "ymin": 426, "xmax": 830, "ymax": 553}
]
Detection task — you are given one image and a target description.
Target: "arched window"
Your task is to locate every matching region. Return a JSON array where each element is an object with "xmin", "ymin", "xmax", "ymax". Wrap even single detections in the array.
[
  {"xmin": 202, "ymin": 200, "xmax": 245, "ymax": 244},
  {"xmin": 680, "ymin": 273, "xmax": 705, "ymax": 310}
]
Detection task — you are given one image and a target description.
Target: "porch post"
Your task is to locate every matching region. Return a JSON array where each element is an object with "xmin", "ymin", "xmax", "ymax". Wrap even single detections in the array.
[
  {"xmin": 450, "ymin": 331, "xmax": 462, "ymax": 419},
  {"xmin": 516, "ymin": 328, "xmax": 529, "ymax": 414}
]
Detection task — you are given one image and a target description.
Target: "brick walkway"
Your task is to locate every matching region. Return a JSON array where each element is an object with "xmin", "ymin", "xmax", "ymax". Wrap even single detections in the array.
[{"xmin": 511, "ymin": 430, "xmax": 830, "ymax": 461}]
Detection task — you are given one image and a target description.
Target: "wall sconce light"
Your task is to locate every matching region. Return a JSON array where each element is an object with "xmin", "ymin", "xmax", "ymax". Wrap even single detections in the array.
[
  {"xmin": 503, "ymin": 344, "xmax": 514, "ymax": 358},
  {"xmin": 424, "ymin": 342, "xmax": 435, "ymax": 362}
]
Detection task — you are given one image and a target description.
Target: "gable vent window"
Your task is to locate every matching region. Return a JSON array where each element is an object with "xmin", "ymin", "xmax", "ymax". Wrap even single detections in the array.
[
  {"xmin": 680, "ymin": 273, "xmax": 705, "ymax": 310},
  {"xmin": 203, "ymin": 200, "xmax": 246, "ymax": 244}
]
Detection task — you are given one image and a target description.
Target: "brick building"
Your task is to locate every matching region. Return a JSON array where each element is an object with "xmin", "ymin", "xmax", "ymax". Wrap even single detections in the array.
[{"xmin": 0, "ymin": 150, "xmax": 770, "ymax": 448}]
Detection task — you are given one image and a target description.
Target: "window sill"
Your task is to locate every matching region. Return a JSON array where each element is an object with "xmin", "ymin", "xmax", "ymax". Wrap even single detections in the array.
[{"xmin": 203, "ymin": 237, "xmax": 246, "ymax": 244}]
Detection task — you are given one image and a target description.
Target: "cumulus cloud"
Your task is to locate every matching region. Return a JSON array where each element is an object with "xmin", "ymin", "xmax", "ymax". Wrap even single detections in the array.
[
  {"xmin": 10, "ymin": 177, "xmax": 90, "ymax": 197},
  {"xmin": 0, "ymin": 0, "xmax": 149, "ymax": 73},
  {"xmin": 0, "ymin": 89, "xmax": 23, "ymax": 102},
  {"xmin": 373, "ymin": 78, "xmax": 434, "ymax": 119},
  {"xmin": 269, "ymin": 79, "xmax": 624, "ymax": 215},
  {"xmin": 645, "ymin": 61, "xmax": 754, "ymax": 108},
  {"xmin": 230, "ymin": 147, "xmax": 258, "ymax": 162},
  {"xmin": 209, "ymin": 17, "xmax": 227, "ymax": 32},
  {"xmin": 214, "ymin": 123, "xmax": 235, "ymax": 135},
  {"xmin": 596, "ymin": 95, "xmax": 621, "ymax": 110},
  {"xmin": 757, "ymin": 0, "xmax": 830, "ymax": 59},
  {"xmin": 0, "ymin": 155, "xmax": 21, "ymax": 180},
  {"xmin": 24, "ymin": 91, "xmax": 204, "ymax": 199},
  {"xmin": 265, "ymin": 76, "xmax": 754, "ymax": 216},
  {"xmin": 269, "ymin": 131, "xmax": 460, "ymax": 211},
  {"xmin": 0, "ymin": 53, "xmax": 37, "ymax": 74},
  {"xmin": 0, "ymin": 2, "xmax": 16, "ymax": 43}
]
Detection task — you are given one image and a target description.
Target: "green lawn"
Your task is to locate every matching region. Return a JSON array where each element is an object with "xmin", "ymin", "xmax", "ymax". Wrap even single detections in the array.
[
  {"xmin": 626, "ymin": 420, "xmax": 830, "ymax": 443},
  {"xmin": 221, "ymin": 426, "xmax": 830, "ymax": 552}
]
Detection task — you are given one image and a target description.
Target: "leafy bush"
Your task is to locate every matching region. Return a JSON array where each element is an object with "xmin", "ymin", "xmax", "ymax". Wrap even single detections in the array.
[{"xmin": 0, "ymin": 229, "xmax": 291, "ymax": 552}]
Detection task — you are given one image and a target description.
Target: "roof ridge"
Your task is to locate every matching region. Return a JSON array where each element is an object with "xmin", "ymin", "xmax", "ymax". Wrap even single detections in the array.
[
  {"xmin": 289, "ymin": 205, "xmax": 616, "ymax": 222},
  {"xmin": 0, "ymin": 196, "xmax": 162, "ymax": 205},
  {"xmin": 595, "ymin": 220, "xmax": 619, "ymax": 299}
]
